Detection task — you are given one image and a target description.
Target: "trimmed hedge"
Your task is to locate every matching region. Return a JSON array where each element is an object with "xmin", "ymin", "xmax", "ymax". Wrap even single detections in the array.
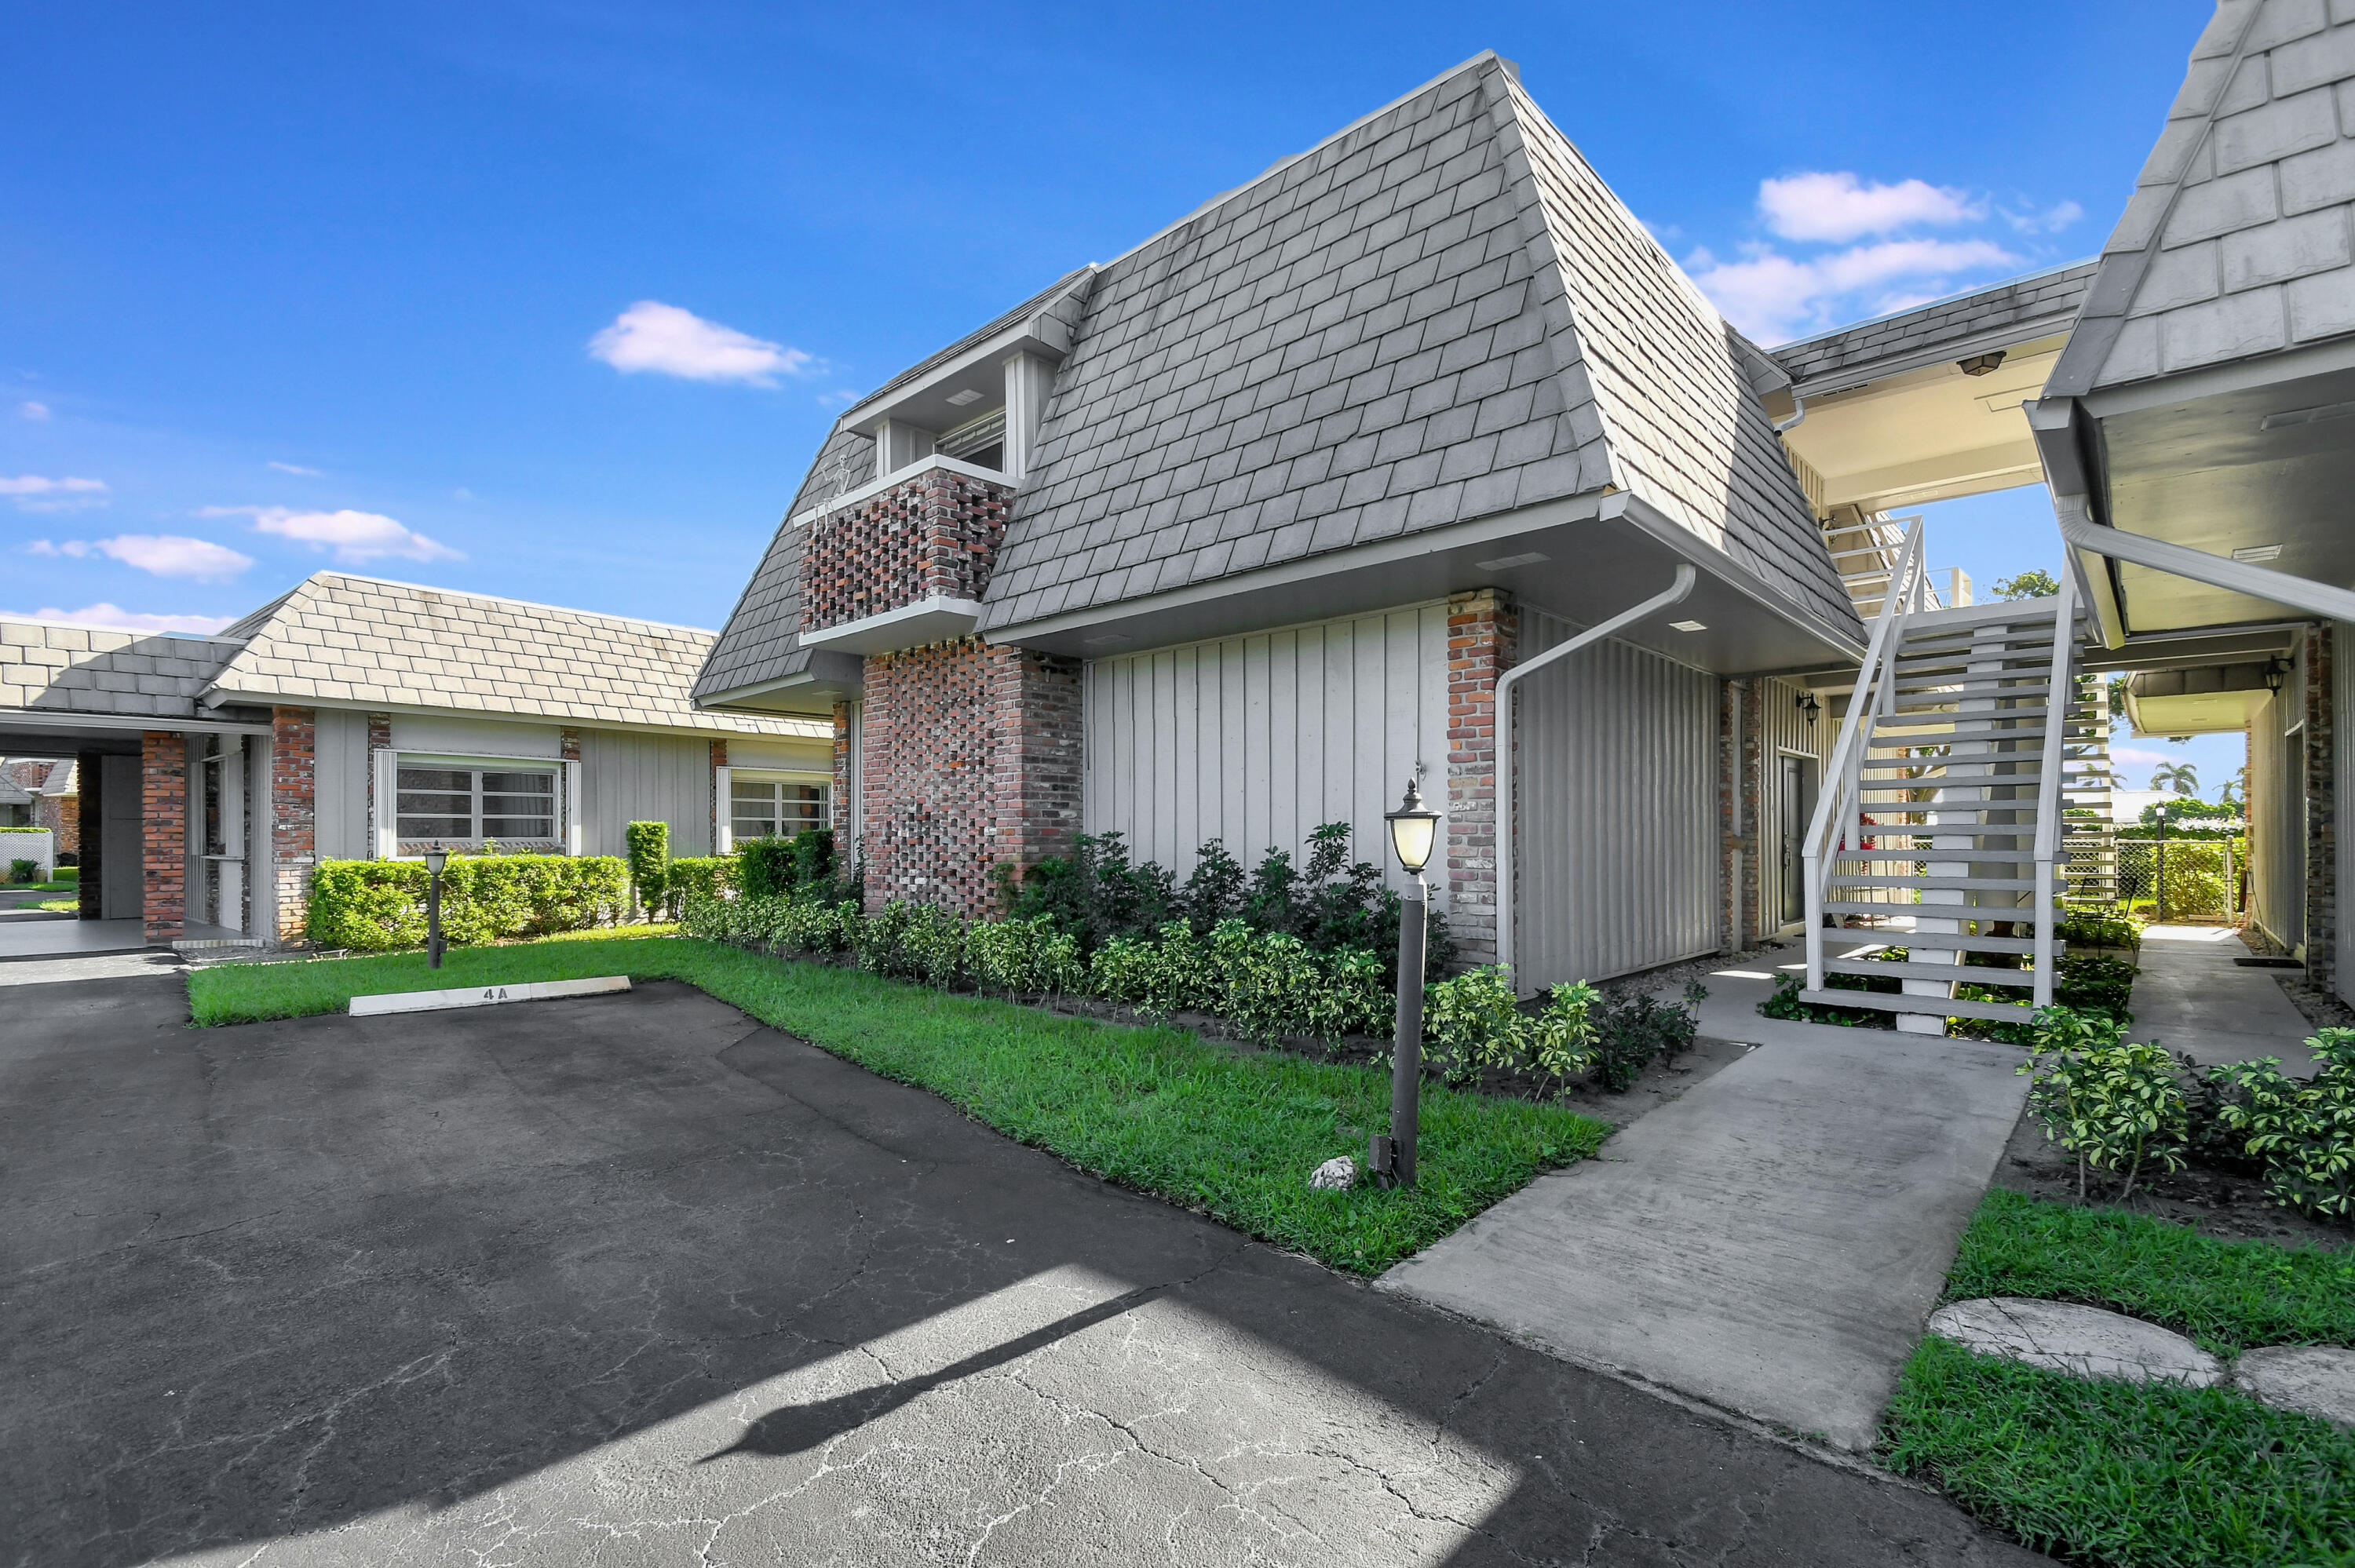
[{"xmin": 307, "ymin": 855, "xmax": 630, "ymax": 950}]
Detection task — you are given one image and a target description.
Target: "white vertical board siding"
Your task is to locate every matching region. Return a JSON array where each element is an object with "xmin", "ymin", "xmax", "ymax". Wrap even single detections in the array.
[
  {"xmin": 576, "ymin": 730, "xmax": 714, "ymax": 858},
  {"xmin": 1758, "ymin": 675, "xmax": 1836, "ymax": 935},
  {"xmin": 313, "ymin": 707, "xmax": 371, "ymax": 861},
  {"xmin": 2249, "ymin": 691, "xmax": 2303, "ymax": 952},
  {"xmin": 1084, "ymin": 604, "xmax": 1451, "ymax": 899},
  {"xmin": 1517, "ymin": 608, "xmax": 1719, "ymax": 987}
]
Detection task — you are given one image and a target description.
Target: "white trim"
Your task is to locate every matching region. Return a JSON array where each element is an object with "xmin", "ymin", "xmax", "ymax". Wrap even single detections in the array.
[
  {"xmin": 564, "ymin": 758, "xmax": 584, "ymax": 856},
  {"xmin": 790, "ymin": 454, "xmax": 1013, "ymax": 529},
  {"xmin": 0, "ymin": 709, "xmax": 272, "ymax": 737},
  {"xmin": 798, "ymin": 595, "xmax": 984, "ymax": 655},
  {"xmin": 712, "ymin": 764, "xmax": 732, "ymax": 854},
  {"xmin": 373, "ymin": 746, "xmax": 399, "ymax": 860},
  {"xmin": 386, "ymin": 752, "xmax": 564, "ymax": 852}
]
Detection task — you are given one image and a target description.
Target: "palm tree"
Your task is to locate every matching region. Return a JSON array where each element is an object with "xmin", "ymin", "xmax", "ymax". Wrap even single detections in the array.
[{"xmin": 2150, "ymin": 760, "xmax": 2200, "ymax": 797}]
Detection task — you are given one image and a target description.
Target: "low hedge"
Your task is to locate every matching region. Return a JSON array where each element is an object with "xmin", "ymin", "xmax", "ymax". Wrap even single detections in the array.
[{"xmin": 307, "ymin": 855, "xmax": 630, "ymax": 950}]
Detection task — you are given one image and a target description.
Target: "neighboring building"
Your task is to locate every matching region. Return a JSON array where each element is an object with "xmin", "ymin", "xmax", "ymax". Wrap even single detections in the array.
[
  {"xmin": 0, "ymin": 768, "xmax": 31, "ymax": 828},
  {"xmin": 0, "ymin": 573, "xmax": 828, "ymax": 946},
  {"xmin": 696, "ymin": 51, "xmax": 1874, "ymax": 990}
]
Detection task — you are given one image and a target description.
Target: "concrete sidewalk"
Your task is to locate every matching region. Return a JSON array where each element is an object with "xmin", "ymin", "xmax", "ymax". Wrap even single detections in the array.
[
  {"xmin": 1382, "ymin": 968, "xmax": 2027, "ymax": 1451},
  {"xmin": 2130, "ymin": 924, "xmax": 2320, "ymax": 1074}
]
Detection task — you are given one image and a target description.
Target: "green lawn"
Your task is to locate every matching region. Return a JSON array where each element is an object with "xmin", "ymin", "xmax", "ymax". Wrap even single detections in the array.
[
  {"xmin": 1886, "ymin": 1337, "xmax": 2355, "ymax": 1568},
  {"xmin": 186, "ymin": 935, "xmax": 1608, "ymax": 1275},
  {"xmin": 1944, "ymin": 1189, "xmax": 2355, "ymax": 1355},
  {"xmin": 1882, "ymin": 1191, "xmax": 2355, "ymax": 1566}
]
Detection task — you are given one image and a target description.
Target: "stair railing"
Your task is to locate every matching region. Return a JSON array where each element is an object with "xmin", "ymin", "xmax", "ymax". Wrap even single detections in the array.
[
  {"xmin": 1804, "ymin": 518, "xmax": 1927, "ymax": 995},
  {"xmin": 2030, "ymin": 568, "xmax": 2079, "ymax": 1008}
]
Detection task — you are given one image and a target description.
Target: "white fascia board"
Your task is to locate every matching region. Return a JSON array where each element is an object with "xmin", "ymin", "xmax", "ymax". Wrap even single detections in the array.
[
  {"xmin": 203, "ymin": 691, "xmax": 823, "ymax": 742},
  {"xmin": 0, "ymin": 707, "xmax": 272, "ymax": 736},
  {"xmin": 1787, "ymin": 321, "xmax": 2076, "ymax": 399},
  {"xmin": 791, "ymin": 454, "xmax": 1014, "ymax": 530},
  {"xmin": 799, "ymin": 596, "xmax": 984, "ymax": 655}
]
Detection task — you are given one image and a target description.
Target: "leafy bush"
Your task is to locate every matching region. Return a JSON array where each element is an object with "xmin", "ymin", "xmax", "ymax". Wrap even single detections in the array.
[
  {"xmin": 2057, "ymin": 905, "xmax": 2143, "ymax": 954},
  {"xmin": 9, "ymin": 859, "xmax": 35, "ymax": 884},
  {"xmin": 1590, "ymin": 986, "xmax": 1701, "ymax": 1091},
  {"xmin": 2210, "ymin": 1028, "xmax": 2355, "ymax": 1222},
  {"xmin": 966, "ymin": 913, "xmax": 1079, "ymax": 998},
  {"xmin": 900, "ymin": 902, "xmax": 968, "ymax": 990},
  {"xmin": 738, "ymin": 827, "xmax": 836, "ymax": 902},
  {"xmin": 624, "ymin": 820, "xmax": 669, "ymax": 917},
  {"xmin": 2018, "ymin": 1006, "xmax": 2189, "ymax": 1202},
  {"xmin": 1758, "ymin": 971, "xmax": 1891, "ymax": 1028},
  {"xmin": 1424, "ymin": 965, "xmax": 1525, "ymax": 1085},
  {"xmin": 663, "ymin": 855, "xmax": 734, "ymax": 918},
  {"xmin": 307, "ymin": 855, "xmax": 630, "ymax": 950}
]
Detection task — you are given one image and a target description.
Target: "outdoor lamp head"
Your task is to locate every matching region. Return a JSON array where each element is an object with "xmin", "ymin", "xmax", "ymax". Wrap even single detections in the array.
[
  {"xmin": 423, "ymin": 847, "xmax": 448, "ymax": 877},
  {"xmin": 1385, "ymin": 778, "xmax": 1441, "ymax": 876}
]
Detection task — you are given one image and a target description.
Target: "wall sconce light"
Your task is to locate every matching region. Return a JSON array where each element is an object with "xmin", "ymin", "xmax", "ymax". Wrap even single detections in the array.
[
  {"xmin": 1797, "ymin": 691, "xmax": 1822, "ymax": 725},
  {"xmin": 2266, "ymin": 657, "xmax": 2291, "ymax": 691},
  {"xmin": 1958, "ymin": 351, "xmax": 2007, "ymax": 377}
]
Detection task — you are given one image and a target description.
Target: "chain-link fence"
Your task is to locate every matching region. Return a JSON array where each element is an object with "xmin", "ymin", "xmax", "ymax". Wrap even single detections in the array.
[{"xmin": 2114, "ymin": 837, "xmax": 2244, "ymax": 922}]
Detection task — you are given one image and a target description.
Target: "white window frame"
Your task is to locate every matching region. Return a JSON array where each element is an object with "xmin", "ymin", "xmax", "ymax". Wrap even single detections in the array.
[
  {"xmin": 725, "ymin": 769, "xmax": 831, "ymax": 851},
  {"xmin": 378, "ymin": 750, "xmax": 567, "ymax": 857}
]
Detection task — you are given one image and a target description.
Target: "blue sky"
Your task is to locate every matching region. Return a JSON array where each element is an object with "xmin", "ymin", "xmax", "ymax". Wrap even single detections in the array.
[{"xmin": 2, "ymin": 2, "xmax": 2226, "ymax": 786}]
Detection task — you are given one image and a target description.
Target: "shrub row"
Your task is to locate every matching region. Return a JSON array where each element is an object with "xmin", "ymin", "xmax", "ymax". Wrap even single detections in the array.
[
  {"xmin": 679, "ymin": 889, "xmax": 1662, "ymax": 1095},
  {"xmin": 307, "ymin": 855, "xmax": 630, "ymax": 950}
]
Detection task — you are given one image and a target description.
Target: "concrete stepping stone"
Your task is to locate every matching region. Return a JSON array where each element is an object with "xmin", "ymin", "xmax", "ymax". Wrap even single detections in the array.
[
  {"xmin": 2230, "ymin": 1345, "xmax": 2355, "ymax": 1428},
  {"xmin": 1927, "ymin": 1297, "xmax": 2222, "ymax": 1387}
]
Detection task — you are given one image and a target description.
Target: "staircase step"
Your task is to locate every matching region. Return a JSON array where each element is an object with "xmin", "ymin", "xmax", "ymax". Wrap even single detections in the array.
[
  {"xmin": 1796, "ymin": 988, "xmax": 2036, "ymax": 1023},
  {"xmin": 1830, "ymin": 874, "xmax": 2039, "ymax": 891},
  {"xmin": 1824, "ymin": 958, "xmax": 2037, "ymax": 987},
  {"xmin": 1870, "ymin": 723, "xmax": 2050, "ymax": 742},
  {"xmin": 1836, "ymin": 845, "xmax": 2042, "ymax": 862},
  {"xmin": 1817, "ymin": 900, "xmax": 2057, "ymax": 916},
  {"xmin": 1904, "ymin": 934, "xmax": 2070, "ymax": 955}
]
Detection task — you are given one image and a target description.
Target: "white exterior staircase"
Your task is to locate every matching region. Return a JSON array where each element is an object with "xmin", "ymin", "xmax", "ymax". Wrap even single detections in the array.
[{"xmin": 1799, "ymin": 521, "xmax": 2090, "ymax": 1034}]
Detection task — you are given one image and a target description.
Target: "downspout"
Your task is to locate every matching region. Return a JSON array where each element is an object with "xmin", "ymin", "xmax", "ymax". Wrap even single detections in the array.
[{"xmin": 1494, "ymin": 563, "xmax": 1698, "ymax": 990}]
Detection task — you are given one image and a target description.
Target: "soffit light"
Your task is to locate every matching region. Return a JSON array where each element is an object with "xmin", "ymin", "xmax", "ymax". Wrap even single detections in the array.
[
  {"xmin": 1669, "ymin": 619, "xmax": 1707, "ymax": 633},
  {"xmin": 2259, "ymin": 399, "xmax": 2355, "ymax": 431},
  {"xmin": 2231, "ymin": 544, "xmax": 2283, "ymax": 563},
  {"xmin": 1385, "ymin": 778, "xmax": 1441, "ymax": 877},
  {"xmin": 944, "ymin": 388, "xmax": 984, "ymax": 407},
  {"xmin": 1958, "ymin": 351, "xmax": 2007, "ymax": 377}
]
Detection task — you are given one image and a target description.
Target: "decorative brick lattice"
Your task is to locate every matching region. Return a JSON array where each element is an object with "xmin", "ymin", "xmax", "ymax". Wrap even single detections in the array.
[
  {"xmin": 141, "ymin": 731, "xmax": 186, "ymax": 943},
  {"xmin": 853, "ymin": 638, "xmax": 1084, "ymax": 917},
  {"xmin": 831, "ymin": 701, "xmax": 854, "ymax": 838},
  {"xmin": 2306, "ymin": 625, "xmax": 2336, "ymax": 993},
  {"xmin": 801, "ymin": 469, "xmax": 1013, "ymax": 634},
  {"xmin": 272, "ymin": 706, "xmax": 317, "ymax": 940},
  {"xmin": 1446, "ymin": 589, "xmax": 1517, "ymax": 968}
]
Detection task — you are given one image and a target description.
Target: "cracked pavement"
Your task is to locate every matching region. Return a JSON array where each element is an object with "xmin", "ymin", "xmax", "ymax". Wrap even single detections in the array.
[{"xmin": 2, "ymin": 975, "xmax": 2048, "ymax": 1566}]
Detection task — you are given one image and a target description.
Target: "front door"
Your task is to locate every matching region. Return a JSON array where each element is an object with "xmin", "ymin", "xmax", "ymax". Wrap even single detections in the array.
[{"xmin": 1778, "ymin": 754, "xmax": 1816, "ymax": 928}]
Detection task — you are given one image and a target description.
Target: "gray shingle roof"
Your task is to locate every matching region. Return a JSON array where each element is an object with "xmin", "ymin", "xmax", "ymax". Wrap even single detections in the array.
[
  {"xmin": 699, "ymin": 52, "xmax": 1857, "ymax": 691},
  {"xmin": 692, "ymin": 498, "xmax": 832, "ymax": 702},
  {"xmin": 0, "ymin": 620, "xmax": 246, "ymax": 720},
  {"xmin": 2050, "ymin": 0, "xmax": 2355, "ymax": 396},
  {"xmin": 205, "ymin": 574, "xmax": 821, "ymax": 735},
  {"xmin": 1772, "ymin": 261, "xmax": 2098, "ymax": 390}
]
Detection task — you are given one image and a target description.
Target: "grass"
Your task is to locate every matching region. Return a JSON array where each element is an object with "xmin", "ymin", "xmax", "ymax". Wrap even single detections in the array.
[
  {"xmin": 186, "ymin": 935, "xmax": 1609, "ymax": 1275},
  {"xmin": 1946, "ymin": 1189, "xmax": 2355, "ymax": 1355},
  {"xmin": 1885, "ymin": 1337, "xmax": 2355, "ymax": 1568}
]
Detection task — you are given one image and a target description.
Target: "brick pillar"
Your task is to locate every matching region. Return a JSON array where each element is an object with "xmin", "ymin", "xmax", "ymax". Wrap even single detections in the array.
[
  {"xmin": 1720, "ymin": 680, "xmax": 1761, "ymax": 954},
  {"xmin": 1446, "ymin": 588, "xmax": 1517, "ymax": 972},
  {"xmin": 988, "ymin": 645, "xmax": 1083, "ymax": 890},
  {"xmin": 363, "ymin": 713, "xmax": 391, "ymax": 858},
  {"xmin": 832, "ymin": 701, "xmax": 855, "ymax": 840},
  {"xmin": 141, "ymin": 731, "xmax": 187, "ymax": 944},
  {"xmin": 272, "ymin": 706, "xmax": 317, "ymax": 941},
  {"xmin": 560, "ymin": 727, "xmax": 583, "ymax": 763},
  {"xmin": 2306, "ymin": 625, "xmax": 2336, "ymax": 991},
  {"xmin": 76, "ymin": 749, "xmax": 103, "ymax": 920}
]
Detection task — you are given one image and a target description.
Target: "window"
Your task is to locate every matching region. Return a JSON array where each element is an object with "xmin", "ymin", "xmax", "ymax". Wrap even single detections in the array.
[
  {"xmin": 732, "ymin": 776, "xmax": 828, "ymax": 842},
  {"xmin": 396, "ymin": 765, "xmax": 557, "ymax": 844}
]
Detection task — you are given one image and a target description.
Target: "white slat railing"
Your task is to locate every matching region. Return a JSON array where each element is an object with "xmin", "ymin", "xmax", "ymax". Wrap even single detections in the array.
[{"xmin": 2029, "ymin": 568, "xmax": 2079, "ymax": 1007}]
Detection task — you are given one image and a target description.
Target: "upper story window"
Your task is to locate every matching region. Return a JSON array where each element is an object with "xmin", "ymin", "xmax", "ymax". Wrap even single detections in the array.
[
  {"xmin": 397, "ymin": 765, "xmax": 557, "ymax": 845},
  {"xmin": 936, "ymin": 406, "xmax": 1006, "ymax": 472}
]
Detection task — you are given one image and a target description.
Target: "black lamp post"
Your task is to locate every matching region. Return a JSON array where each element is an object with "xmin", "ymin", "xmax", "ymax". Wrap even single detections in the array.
[
  {"xmin": 424, "ymin": 846, "xmax": 448, "ymax": 970},
  {"xmin": 1373, "ymin": 778, "xmax": 1442, "ymax": 1187}
]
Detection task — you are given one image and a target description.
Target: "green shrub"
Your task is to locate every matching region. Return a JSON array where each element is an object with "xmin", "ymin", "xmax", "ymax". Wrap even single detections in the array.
[
  {"xmin": 2019, "ymin": 1007, "xmax": 2188, "ymax": 1202},
  {"xmin": 2211, "ymin": 1028, "xmax": 2355, "ymax": 1222},
  {"xmin": 737, "ymin": 835, "xmax": 794, "ymax": 901},
  {"xmin": 1423, "ymin": 965, "xmax": 1524, "ymax": 1085},
  {"xmin": 623, "ymin": 820, "xmax": 669, "ymax": 917},
  {"xmin": 900, "ymin": 903, "xmax": 968, "ymax": 990},
  {"xmin": 1590, "ymin": 986, "xmax": 1700, "ymax": 1091},
  {"xmin": 663, "ymin": 855, "xmax": 735, "ymax": 918},
  {"xmin": 307, "ymin": 855, "xmax": 629, "ymax": 950},
  {"xmin": 9, "ymin": 859, "xmax": 36, "ymax": 884},
  {"xmin": 1528, "ymin": 981, "xmax": 1601, "ymax": 1089},
  {"xmin": 2057, "ymin": 905, "xmax": 2143, "ymax": 954}
]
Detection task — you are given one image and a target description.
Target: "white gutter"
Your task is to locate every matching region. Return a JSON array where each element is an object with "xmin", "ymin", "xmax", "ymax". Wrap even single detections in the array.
[
  {"xmin": 1494, "ymin": 563, "xmax": 1696, "ymax": 990},
  {"xmin": 2053, "ymin": 499, "xmax": 2355, "ymax": 625}
]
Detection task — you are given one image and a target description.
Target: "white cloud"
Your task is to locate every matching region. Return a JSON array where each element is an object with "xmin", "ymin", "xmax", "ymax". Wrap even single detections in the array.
[
  {"xmin": 203, "ymin": 505, "xmax": 462, "ymax": 563},
  {"xmin": 1758, "ymin": 172, "xmax": 1981, "ymax": 242},
  {"xmin": 13, "ymin": 602, "xmax": 236, "ymax": 634},
  {"xmin": 1689, "ymin": 237, "xmax": 2019, "ymax": 342},
  {"xmin": 589, "ymin": 301, "xmax": 815, "ymax": 385},
  {"xmin": 27, "ymin": 534, "xmax": 254, "ymax": 580},
  {"xmin": 268, "ymin": 460, "xmax": 323, "ymax": 476},
  {"xmin": 2004, "ymin": 198, "xmax": 2085, "ymax": 235},
  {"xmin": 0, "ymin": 474, "xmax": 108, "ymax": 512},
  {"xmin": 19, "ymin": 401, "xmax": 49, "ymax": 421}
]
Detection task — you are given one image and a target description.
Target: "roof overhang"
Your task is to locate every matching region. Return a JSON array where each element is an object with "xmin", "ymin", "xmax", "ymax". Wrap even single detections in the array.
[
  {"xmin": 984, "ymin": 490, "xmax": 1866, "ymax": 676},
  {"xmin": 2034, "ymin": 334, "xmax": 2355, "ymax": 644},
  {"xmin": 695, "ymin": 649, "xmax": 867, "ymax": 719},
  {"xmin": 839, "ymin": 298, "xmax": 1083, "ymax": 441},
  {"xmin": 799, "ymin": 596, "xmax": 983, "ymax": 656},
  {"xmin": 2122, "ymin": 661, "xmax": 2276, "ymax": 738},
  {"xmin": 0, "ymin": 709, "xmax": 275, "ymax": 755}
]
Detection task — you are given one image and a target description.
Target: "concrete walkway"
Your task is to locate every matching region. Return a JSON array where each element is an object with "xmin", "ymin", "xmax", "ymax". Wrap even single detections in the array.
[
  {"xmin": 1383, "ymin": 967, "xmax": 2028, "ymax": 1451},
  {"xmin": 0, "ymin": 915, "xmax": 148, "ymax": 961},
  {"xmin": 2131, "ymin": 924, "xmax": 2319, "ymax": 1074}
]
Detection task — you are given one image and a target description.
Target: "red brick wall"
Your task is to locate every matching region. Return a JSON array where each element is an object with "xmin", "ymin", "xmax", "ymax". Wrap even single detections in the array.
[
  {"xmin": 1719, "ymin": 678, "xmax": 1764, "ymax": 954},
  {"xmin": 831, "ymin": 702, "xmax": 855, "ymax": 837},
  {"xmin": 45, "ymin": 790, "xmax": 78, "ymax": 844},
  {"xmin": 853, "ymin": 637, "xmax": 1084, "ymax": 917},
  {"xmin": 1445, "ymin": 589, "xmax": 1516, "ymax": 969},
  {"xmin": 801, "ymin": 468, "xmax": 1013, "ymax": 633},
  {"xmin": 272, "ymin": 706, "xmax": 317, "ymax": 941},
  {"xmin": 141, "ymin": 731, "xmax": 187, "ymax": 943}
]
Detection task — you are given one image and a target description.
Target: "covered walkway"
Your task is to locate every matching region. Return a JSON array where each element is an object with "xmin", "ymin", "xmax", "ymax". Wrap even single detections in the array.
[{"xmin": 2131, "ymin": 924, "xmax": 2321, "ymax": 1075}]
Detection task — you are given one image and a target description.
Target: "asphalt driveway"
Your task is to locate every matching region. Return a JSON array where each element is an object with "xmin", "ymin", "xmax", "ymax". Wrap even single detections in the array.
[{"xmin": 0, "ymin": 975, "xmax": 2044, "ymax": 1566}]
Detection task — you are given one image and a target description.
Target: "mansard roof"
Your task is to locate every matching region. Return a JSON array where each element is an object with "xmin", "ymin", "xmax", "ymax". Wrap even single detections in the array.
[{"xmin": 699, "ymin": 52, "xmax": 1858, "ymax": 702}]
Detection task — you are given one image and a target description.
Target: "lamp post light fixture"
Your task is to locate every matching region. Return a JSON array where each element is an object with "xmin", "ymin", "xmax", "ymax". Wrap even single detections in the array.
[
  {"xmin": 1373, "ymin": 777, "xmax": 1443, "ymax": 1187},
  {"xmin": 423, "ymin": 846, "xmax": 448, "ymax": 970}
]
